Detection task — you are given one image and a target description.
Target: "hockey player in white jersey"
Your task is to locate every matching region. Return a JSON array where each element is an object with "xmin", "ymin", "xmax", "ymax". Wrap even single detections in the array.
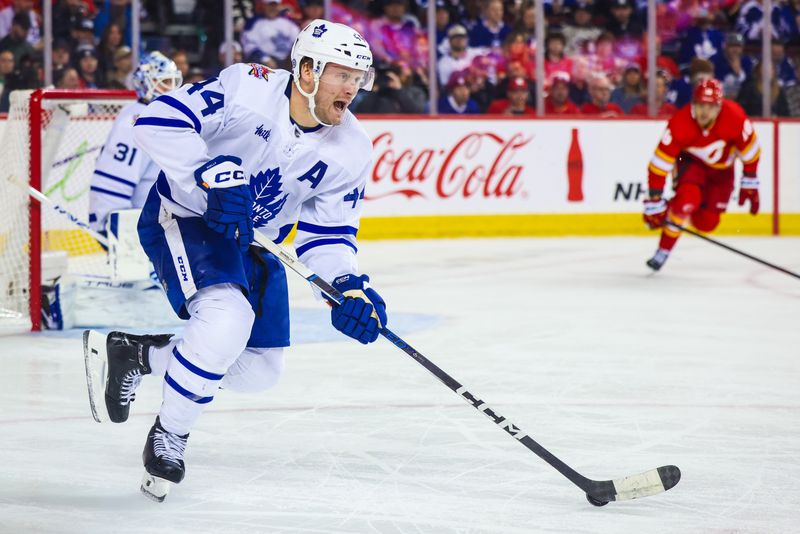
[
  {"xmin": 82, "ymin": 20, "xmax": 388, "ymax": 502},
  {"xmin": 88, "ymin": 51, "xmax": 183, "ymax": 232}
]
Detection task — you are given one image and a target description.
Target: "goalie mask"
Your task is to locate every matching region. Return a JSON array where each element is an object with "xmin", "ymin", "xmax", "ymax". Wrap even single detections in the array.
[
  {"xmin": 132, "ymin": 51, "xmax": 183, "ymax": 102},
  {"xmin": 290, "ymin": 19, "xmax": 374, "ymax": 126}
]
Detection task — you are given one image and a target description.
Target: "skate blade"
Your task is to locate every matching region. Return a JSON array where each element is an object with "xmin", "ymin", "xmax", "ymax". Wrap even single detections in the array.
[
  {"xmin": 141, "ymin": 472, "xmax": 171, "ymax": 502},
  {"xmin": 82, "ymin": 330, "xmax": 108, "ymax": 423}
]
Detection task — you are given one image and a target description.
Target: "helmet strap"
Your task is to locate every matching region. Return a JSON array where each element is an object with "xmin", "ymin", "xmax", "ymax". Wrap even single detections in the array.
[{"xmin": 294, "ymin": 71, "xmax": 332, "ymax": 128}]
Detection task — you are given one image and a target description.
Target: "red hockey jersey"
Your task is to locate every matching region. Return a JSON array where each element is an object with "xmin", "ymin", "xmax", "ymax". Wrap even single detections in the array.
[{"xmin": 647, "ymin": 100, "xmax": 760, "ymax": 193}]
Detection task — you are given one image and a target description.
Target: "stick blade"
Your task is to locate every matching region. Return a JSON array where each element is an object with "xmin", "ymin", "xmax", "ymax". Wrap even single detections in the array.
[{"xmin": 612, "ymin": 465, "xmax": 681, "ymax": 501}]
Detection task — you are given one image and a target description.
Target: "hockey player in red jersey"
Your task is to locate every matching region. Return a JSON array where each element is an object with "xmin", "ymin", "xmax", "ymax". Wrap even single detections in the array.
[{"xmin": 643, "ymin": 78, "xmax": 760, "ymax": 270}]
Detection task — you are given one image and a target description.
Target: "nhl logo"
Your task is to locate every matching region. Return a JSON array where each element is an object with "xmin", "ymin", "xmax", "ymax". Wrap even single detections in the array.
[{"xmin": 312, "ymin": 24, "xmax": 327, "ymax": 38}]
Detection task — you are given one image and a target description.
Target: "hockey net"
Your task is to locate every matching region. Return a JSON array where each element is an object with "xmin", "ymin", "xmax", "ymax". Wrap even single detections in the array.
[{"xmin": 0, "ymin": 89, "xmax": 136, "ymax": 333}]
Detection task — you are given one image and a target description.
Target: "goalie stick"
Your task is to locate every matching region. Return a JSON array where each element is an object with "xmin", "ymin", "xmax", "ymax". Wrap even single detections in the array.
[{"xmin": 252, "ymin": 230, "xmax": 681, "ymax": 506}]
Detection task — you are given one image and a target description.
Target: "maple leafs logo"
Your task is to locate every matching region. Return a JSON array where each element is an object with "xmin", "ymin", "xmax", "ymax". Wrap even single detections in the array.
[
  {"xmin": 312, "ymin": 24, "xmax": 327, "ymax": 38},
  {"xmin": 250, "ymin": 167, "xmax": 288, "ymax": 228}
]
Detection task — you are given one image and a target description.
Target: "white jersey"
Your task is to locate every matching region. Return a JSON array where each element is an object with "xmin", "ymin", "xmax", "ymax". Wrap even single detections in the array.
[
  {"xmin": 241, "ymin": 17, "xmax": 300, "ymax": 61},
  {"xmin": 89, "ymin": 101, "xmax": 160, "ymax": 231},
  {"xmin": 132, "ymin": 64, "xmax": 373, "ymax": 283}
]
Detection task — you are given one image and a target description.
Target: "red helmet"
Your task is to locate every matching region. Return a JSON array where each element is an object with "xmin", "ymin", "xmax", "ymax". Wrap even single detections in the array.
[{"xmin": 693, "ymin": 78, "xmax": 723, "ymax": 105}]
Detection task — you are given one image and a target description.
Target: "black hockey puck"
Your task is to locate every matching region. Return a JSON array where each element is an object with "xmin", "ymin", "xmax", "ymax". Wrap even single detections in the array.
[{"xmin": 586, "ymin": 494, "xmax": 609, "ymax": 507}]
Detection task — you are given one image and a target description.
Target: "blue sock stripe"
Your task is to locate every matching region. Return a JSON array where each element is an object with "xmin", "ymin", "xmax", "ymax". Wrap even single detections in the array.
[
  {"xmin": 172, "ymin": 347, "xmax": 224, "ymax": 380},
  {"xmin": 164, "ymin": 373, "xmax": 214, "ymax": 404}
]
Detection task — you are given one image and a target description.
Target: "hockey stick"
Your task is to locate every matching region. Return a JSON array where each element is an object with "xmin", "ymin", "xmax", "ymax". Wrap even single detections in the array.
[
  {"xmin": 670, "ymin": 222, "xmax": 800, "ymax": 280},
  {"xmin": 25, "ymin": 184, "xmax": 109, "ymax": 247},
  {"xmin": 253, "ymin": 230, "xmax": 681, "ymax": 506}
]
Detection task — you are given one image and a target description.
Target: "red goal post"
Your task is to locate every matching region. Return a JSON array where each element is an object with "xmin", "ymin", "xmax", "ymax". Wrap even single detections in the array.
[{"xmin": 0, "ymin": 89, "xmax": 137, "ymax": 333}]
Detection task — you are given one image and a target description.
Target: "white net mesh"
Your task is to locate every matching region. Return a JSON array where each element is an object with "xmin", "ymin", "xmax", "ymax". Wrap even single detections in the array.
[{"xmin": 0, "ymin": 90, "xmax": 135, "ymax": 333}]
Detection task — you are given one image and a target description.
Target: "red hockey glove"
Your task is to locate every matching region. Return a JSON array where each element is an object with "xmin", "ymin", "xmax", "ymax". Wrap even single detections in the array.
[
  {"xmin": 643, "ymin": 197, "xmax": 667, "ymax": 229},
  {"xmin": 738, "ymin": 176, "xmax": 759, "ymax": 215}
]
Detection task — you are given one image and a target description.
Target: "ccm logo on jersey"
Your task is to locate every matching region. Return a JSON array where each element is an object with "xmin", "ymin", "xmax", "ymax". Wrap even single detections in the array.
[{"xmin": 176, "ymin": 256, "xmax": 189, "ymax": 282}]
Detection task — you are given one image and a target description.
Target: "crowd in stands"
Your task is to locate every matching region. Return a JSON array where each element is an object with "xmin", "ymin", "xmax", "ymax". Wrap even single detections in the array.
[{"xmin": 0, "ymin": 0, "xmax": 799, "ymax": 116}]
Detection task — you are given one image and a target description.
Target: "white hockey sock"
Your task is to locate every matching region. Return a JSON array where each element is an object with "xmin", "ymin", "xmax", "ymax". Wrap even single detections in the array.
[
  {"xmin": 157, "ymin": 284, "xmax": 255, "ymax": 435},
  {"xmin": 159, "ymin": 340, "xmax": 225, "ymax": 435},
  {"xmin": 222, "ymin": 347, "xmax": 285, "ymax": 393},
  {"xmin": 148, "ymin": 340, "xmax": 176, "ymax": 377}
]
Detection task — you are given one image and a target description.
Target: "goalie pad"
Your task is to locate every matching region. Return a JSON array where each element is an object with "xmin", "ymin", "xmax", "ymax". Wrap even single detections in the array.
[{"xmin": 107, "ymin": 209, "xmax": 152, "ymax": 282}]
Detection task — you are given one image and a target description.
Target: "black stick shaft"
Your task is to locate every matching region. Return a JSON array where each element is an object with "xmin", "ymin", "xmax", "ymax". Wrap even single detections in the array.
[
  {"xmin": 304, "ymin": 274, "xmax": 595, "ymax": 492},
  {"xmin": 672, "ymin": 223, "xmax": 800, "ymax": 280}
]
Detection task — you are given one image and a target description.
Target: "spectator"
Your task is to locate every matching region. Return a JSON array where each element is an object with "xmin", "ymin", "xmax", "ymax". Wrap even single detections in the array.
[
  {"xmin": 487, "ymin": 76, "xmax": 536, "ymax": 115},
  {"xmin": 513, "ymin": 1, "xmax": 536, "ymax": 44},
  {"xmin": 544, "ymin": 31, "xmax": 573, "ymax": 80},
  {"xmin": 569, "ymin": 54, "xmax": 591, "ymax": 105},
  {"xmin": 607, "ymin": 0, "xmax": 643, "ymax": 39},
  {"xmin": 185, "ymin": 67, "xmax": 206, "ymax": 85},
  {"xmin": 736, "ymin": 0, "xmax": 797, "ymax": 43},
  {"xmin": 711, "ymin": 32, "xmax": 753, "ymax": 99},
  {"xmin": 395, "ymin": 60, "xmax": 427, "ymax": 109},
  {"xmin": 0, "ymin": 12, "xmax": 33, "ymax": 64},
  {"xmin": 438, "ymin": 24, "xmax": 483, "ymax": 86},
  {"xmin": 629, "ymin": 69, "xmax": 677, "ymax": 116},
  {"xmin": 737, "ymin": 60, "xmax": 790, "ymax": 116},
  {"xmin": 0, "ymin": 49, "xmax": 13, "ymax": 96},
  {"xmin": 217, "ymin": 40, "xmax": 244, "ymax": 69},
  {"xmin": 610, "ymin": 63, "xmax": 643, "ymax": 113},
  {"xmin": 435, "ymin": 71, "xmax": 480, "ymax": 114},
  {"xmin": 0, "ymin": 52, "xmax": 40, "ymax": 112},
  {"xmin": 581, "ymin": 73, "xmax": 624, "ymax": 116},
  {"xmin": 638, "ymin": 35, "xmax": 679, "ymax": 80},
  {"xmin": 105, "ymin": 45, "xmax": 133, "ymax": 89},
  {"xmin": 499, "ymin": 31, "xmax": 535, "ymax": 81},
  {"xmin": 466, "ymin": 63, "xmax": 495, "ymax": 112},
  {"xmin": 667, "ymin": 57, "xmax": 714, "ymax": 108},
  {"xmin": 299, "ymin": 0, "xmax": 325, "ymax": 30},
  {"xmin": 370, "ymin": 0, "xmax": 423, "ymax": 68},
  {"xmin": 71, "ymin": 17, "xmax": 96, "ymax": 47},
  {"xmin": 53, "ymin": 0, "xmax": 91, "ymax": 43},
  {"xmin": 241, "ymin": 0, "xmax": 300, "ymax": 67},
  {"xmin": 0, "ymin": 0, "xmax": 40, "ymax": 48},
  {"xmin": 563, "ymin": 0, "xmax": 602, "ymax": 56},
  {"xmin": 544, "ymin": 71, "xmax": 581, "ymax": 114},
  {"xmin": 98, "ymin": 22, "xmax": 124, "ymax": 80},
  {"xmin": 786, "ymin": 61, "xmax": 800, "ymax": 115},
  {"xmin": 74, "ymin": 44, "xmax": 101, "ymax": 88},
  {"xmin": 770, "ymin": 40, "xmax": 798, "ymax": 87},
  {"xmin": 586, "ymin": 32, "xmax": 625, "ymax": 84},
  {"xmin": 52, "ymin": 39, "xmax": 72, "ymax": 71},
  {"xmin": 434, "ymin": 1, "xmax": 453, "ymax": 57},
  {"xmin": 354, "ymin": 63, "xmax": 423, "ymax": 114},
  {"xmin": 468, "ymin": 0, "xmax": 510, "ymax": 49},
  {"xmin": 678, "ymin": 7, "xmax": 724, "ymax": 69},
  {"xmin": 54, "ymin": 66, "xmax": 81, "ymax": 89},
  {"xmin": 171, "ymin": 49, "xmax": 190, "ymax": 80}
]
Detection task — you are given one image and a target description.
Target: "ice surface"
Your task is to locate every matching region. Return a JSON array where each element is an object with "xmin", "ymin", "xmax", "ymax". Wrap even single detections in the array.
[{"xmin": 1, "ymin": 237, "xmax": 798, "ymax": 533}]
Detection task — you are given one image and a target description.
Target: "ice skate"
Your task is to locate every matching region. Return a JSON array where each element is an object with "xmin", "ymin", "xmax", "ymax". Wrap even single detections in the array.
[
  {"xmin": 646, "ymin": 248, "xmax": 670, "ymax": 272},
  {"xmin": 83, "ymin": 330, "xmax": 173, "ymax": 423},
  {"xmin": 140, "ymin": 416, "xmax": 189, "ymax": 502}
]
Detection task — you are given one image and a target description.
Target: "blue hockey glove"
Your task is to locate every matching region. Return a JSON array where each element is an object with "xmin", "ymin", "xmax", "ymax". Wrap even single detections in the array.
[
  {"xmin": 330, "ymin": 274, "xmax": 387, "ymax": 344},
  {"xmin": 195, "ymin": 155, "xmax": 253, "ymax": 252}
]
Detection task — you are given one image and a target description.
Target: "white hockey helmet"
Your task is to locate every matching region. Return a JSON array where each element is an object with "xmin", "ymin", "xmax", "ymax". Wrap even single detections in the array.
[
  {"xmin": 290, "ymin": 19, "xmax": 375, "ymax": 91},
  {"xmin": 132, "ymin": 51, "xmax": 183, "ymax": 102}
]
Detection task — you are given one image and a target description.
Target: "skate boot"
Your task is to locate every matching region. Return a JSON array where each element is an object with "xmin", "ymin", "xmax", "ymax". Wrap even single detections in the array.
[
  {"xmin": 140, "ymin": 416, "xmax": 189, "ymax": 502},
  {"xmin": 83, "ymin": 330, "xmax": 173, "ymax": 423},
  {"xmin": 646, "ymin": 248, "xmax": 670, "ymax": 272}
]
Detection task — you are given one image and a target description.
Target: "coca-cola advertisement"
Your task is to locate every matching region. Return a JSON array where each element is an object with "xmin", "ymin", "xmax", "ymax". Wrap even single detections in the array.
[{"xmin": 358, "ymin": 119, "xmax": 775, "ymax": 216}]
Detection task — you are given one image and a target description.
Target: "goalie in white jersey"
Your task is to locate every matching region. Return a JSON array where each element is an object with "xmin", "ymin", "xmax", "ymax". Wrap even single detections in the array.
[
  {"xmin": 82, "ymin": 20, "xmax": 389, "ymax": 502},
  {"xmin": 88, "ymin": 51, "xmax": 183, "ymax": 232}
]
